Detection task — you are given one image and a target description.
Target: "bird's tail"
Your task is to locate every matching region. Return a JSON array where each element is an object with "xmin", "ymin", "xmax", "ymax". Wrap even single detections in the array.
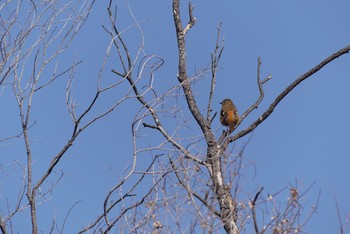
[{"xmin": 229, "ymin": 123, "xmax": 235, "ymax": 132}]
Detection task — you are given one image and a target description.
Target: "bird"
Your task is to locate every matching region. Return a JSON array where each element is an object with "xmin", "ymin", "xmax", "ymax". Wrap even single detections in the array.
[{"xmin": 220, "ymin": 98, "xmax": 239, "ymax": 132}]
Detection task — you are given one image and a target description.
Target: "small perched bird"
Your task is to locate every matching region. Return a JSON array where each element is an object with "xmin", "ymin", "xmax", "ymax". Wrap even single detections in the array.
[{"xmin": 220, "ymin": 98, "xmax": 239, "ymax": 132}]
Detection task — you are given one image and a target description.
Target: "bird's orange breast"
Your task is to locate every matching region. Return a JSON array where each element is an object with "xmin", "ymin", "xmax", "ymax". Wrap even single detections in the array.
[{"xmin": 227, "ymin": 110, "xmax": 235, "ymax": 122}]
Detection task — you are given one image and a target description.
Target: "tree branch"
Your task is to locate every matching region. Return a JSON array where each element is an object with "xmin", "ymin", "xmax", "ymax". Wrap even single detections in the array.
[
  {"xmin": 334, "ymin": 195, "xmax": 344, "ymax": 234},
  {"xmin": 219, "ymin": 57, "xmax": 271, "ymax": 145},
  {"xmin": 183, "ymin": 2, "xmax": 196, "ymax": 35},
  {"xmin": 207, "ymin": 22, "xmax": 224, "ymax": 123},
  {"xmin": 251, "ymin": 187, "xmax": 264, "ymax": 234},
  {"xmin": 173, "ymin": 0, "xmax": 212, "ymax": 136},
  {"xmin": 227, "ymin": 44, "xmax": 350, "ymax": 146}
]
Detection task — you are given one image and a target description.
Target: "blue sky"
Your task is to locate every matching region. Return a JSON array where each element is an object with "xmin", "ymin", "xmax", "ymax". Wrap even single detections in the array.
[{"xmin": 1, "ymin": 0, "xmax": 350, "ymax": 233}]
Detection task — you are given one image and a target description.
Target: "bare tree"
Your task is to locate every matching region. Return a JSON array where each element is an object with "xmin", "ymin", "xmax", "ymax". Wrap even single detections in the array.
[
  {"xmin": 78, "ymin": 0, "xmax": 350, "ymax": 233},
  {"xmin": 1, "ymin": 0, "xmax": 349, "ymax": 233},
  {"xmin": 0, "ymin": 0, "xmax": 139, "ymax": 233}
]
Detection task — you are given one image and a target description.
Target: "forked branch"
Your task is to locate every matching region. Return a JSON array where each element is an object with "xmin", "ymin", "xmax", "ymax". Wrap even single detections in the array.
[
  {"xmin": 183, "ymin": 2, "xmax": 196, "ymax": 35},
  {"xmin": 219, "ymin": 57, "xmax": 271, "ymax": 145},
  {"xmin": 226, "ymin": 44, "xmax": 350, "ymax": 146}
]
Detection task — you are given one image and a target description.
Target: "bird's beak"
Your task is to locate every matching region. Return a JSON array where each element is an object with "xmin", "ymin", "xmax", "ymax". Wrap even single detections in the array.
[{"xmin": 219, "ymin": 101, "xmax": 223, "ymax": 104}]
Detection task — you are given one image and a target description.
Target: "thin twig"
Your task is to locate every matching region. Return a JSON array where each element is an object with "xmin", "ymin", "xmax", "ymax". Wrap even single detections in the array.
[
  {"xmin": 207, "ymin": 22, "xmax": 224, "ymax": 123},
  {"xmin": 251, "ymin": 187, "xmax": 264, "ymax": 234},
  {"xmin": 334, "ymin": 195, "xmax": 344, "ymax": 234}
]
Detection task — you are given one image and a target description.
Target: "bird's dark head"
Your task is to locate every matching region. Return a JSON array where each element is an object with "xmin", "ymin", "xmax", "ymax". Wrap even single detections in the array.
[{"xmin": 220, "ymin": 99, "xmax": 231, "ymax": 105}]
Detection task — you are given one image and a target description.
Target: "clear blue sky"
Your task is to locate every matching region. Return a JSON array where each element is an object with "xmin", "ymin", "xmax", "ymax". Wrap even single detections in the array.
[{"xmin": 1, "ymin": 0, "xmax": 350, "ymax": 233}]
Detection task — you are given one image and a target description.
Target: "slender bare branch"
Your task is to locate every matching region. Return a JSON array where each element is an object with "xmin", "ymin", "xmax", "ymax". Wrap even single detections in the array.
[
  {"xmin": 334, "ymin": 195, "xmax": 344, "ymax": 234},
  {"xmin": 207, "ymin": 22, "xmax": 224, "ymax": 123},
  {"xmin": 227, "ymin": 44, "xmax": 350, "ymax": 145},
  {"xmin": 251, "ymin": 187, "xmax": 264, "ymax": 234}
]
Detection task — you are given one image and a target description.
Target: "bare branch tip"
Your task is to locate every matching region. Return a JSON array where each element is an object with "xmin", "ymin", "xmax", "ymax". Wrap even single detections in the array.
[
  {"xmin": 182, "ymin": 2, "xmax": 196, "ymax": 35},
  {"xmin": 189, "ymin": 2, "xmax": 195, "ymax": 13},
  {"xmin": 142, "ymin": 122, "xmax": 158, "ymax": 129},
  {"xmin": 261, "ymin": 74, "xmax": 272, "ymax": 84}
]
